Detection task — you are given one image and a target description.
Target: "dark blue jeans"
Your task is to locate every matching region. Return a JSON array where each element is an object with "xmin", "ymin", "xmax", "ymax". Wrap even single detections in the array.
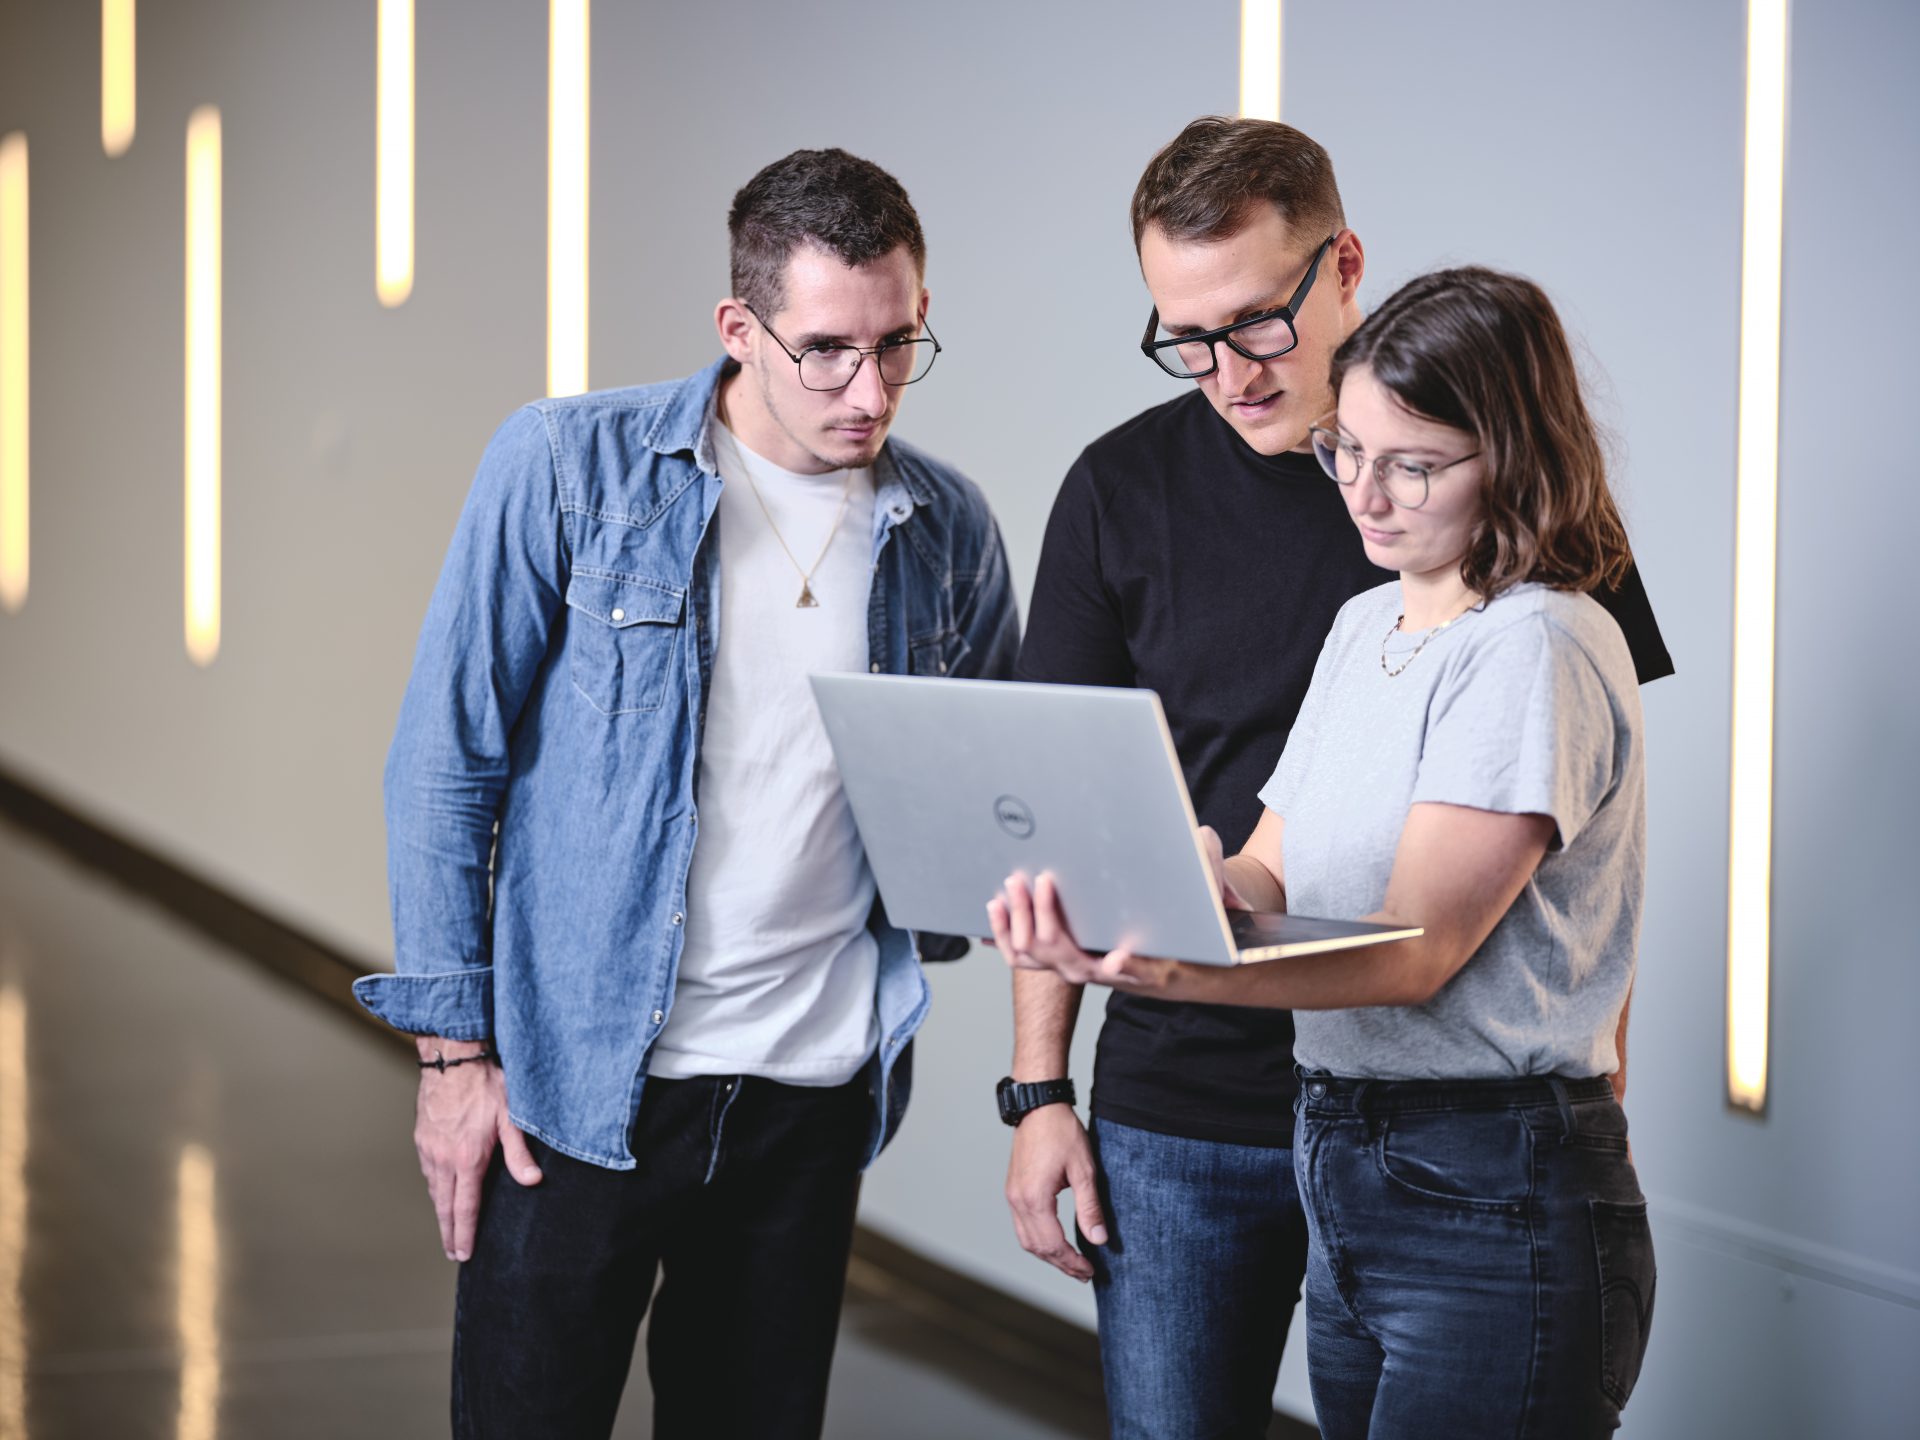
[
  {"xmin": 451, "ymin": 1072, "xmax": 869, "ymax": 1440},
  {"xmin": 1294, "ymin": 1073, "xmax": 1656, "ymax": 1439},
  {"xmin": 1086, "ymin": 1117, "xmax": 1309, "ymax": 1439}
]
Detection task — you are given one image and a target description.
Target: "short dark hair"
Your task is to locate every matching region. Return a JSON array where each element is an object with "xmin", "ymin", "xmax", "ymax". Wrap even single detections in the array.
[
  {"xmin": 728, "ymin": 148, "xmax": 927, "ymax": 317},
  {"xmin": 1130, "ymin": 116, "xmax": 1345, "ymax": 252},
  {"xmin": 1331, "ymin": 266, "xmax": 1632, "ymax": 600}
]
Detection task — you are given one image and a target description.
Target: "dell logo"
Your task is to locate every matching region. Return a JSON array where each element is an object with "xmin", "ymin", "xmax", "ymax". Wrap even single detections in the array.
[{"xmin": 994, "ymin": 794, "xmax": 1036, "ymax": 839}]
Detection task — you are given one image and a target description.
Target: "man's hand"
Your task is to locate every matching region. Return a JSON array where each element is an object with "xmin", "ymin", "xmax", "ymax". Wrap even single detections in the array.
[
  {"xmin": 1005, "ymin": 1103, "xmax": 1108, "ymax": 1282},
  {"xmin": 413, "ymin": 1038, "xmax": 543, "ymax": 1262}
]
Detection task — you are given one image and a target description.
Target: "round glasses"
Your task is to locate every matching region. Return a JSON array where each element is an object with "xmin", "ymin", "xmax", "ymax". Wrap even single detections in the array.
[
  {"xmin": 747, "ymin": 306, "xmax": 941, "ymax": 391},
  {"xmin": 1308, "ymin": 425, "xmax": 1480, "ymax": 511}
]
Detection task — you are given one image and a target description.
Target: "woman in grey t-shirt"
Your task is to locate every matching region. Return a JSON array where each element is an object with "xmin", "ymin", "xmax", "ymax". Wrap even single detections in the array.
[{"xmin": 991, "ymin": 267, "xmax": 1654, "ymax": 1437}]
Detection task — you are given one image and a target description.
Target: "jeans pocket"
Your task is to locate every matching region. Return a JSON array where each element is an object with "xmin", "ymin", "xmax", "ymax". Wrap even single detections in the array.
[
  {"xmin": 1374, "ymin": 1108, "xmax": 1533, "ymax": 1209},
  {"xmin": 564, "ymin": 569, "xmax": 685, "ymax": 715},
  {"xmin": 1590, "ymin": 1198, "xmax": 1656, "ymax": 1409}
]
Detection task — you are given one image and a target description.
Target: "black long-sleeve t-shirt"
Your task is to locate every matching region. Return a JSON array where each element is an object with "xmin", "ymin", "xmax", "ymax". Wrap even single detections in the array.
[{"xmin": 1017, "ymin": 390, "xmax": 1672, "ymax": 1146}]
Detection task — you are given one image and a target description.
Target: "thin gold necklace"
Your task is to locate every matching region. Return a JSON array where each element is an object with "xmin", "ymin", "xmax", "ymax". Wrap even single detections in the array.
[
  {"xmin": 1380, "ymin": 597, "xmax": 1480, "ymax": 677},
  {"xmin": 715, "ymin": 413, "xmax": 858, "ymax": 609}
]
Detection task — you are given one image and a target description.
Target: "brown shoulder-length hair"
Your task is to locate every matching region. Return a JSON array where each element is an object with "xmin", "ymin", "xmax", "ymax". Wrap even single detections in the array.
[{"xmin": 1331, "ymin": 266, "xmax": 1630, "ymax": 600}]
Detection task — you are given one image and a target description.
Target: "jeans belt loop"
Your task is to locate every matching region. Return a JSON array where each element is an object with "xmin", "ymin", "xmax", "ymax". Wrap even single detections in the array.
[
  {"xmin": 1547, "ymin": 1075, "xmax": 1576, "ymax": 1144},
  {"xmin": 1352, "ymin": 1080, "xmax": 1372, "ymax": 1121}
]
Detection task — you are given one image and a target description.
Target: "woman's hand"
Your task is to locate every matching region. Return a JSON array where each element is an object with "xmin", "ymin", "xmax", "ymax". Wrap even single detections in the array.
[
  {"xmin": 1200, "ymin": 825, "xmax": 1252, "ymax": 911},
  {"xmin": 987, "ymin": 871, "xmax": 1189, "ymax": 994}
]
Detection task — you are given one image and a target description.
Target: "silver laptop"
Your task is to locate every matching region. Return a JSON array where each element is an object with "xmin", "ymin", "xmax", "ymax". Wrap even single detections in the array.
[{"xmin": 809, "ymin": 674, "xmax": 1422, "ymax": 966}]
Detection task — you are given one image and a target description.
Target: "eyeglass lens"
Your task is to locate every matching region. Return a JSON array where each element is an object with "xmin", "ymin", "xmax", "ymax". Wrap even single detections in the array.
[{"xmin": 797, "ymin": 340, "xmax": 937, "ymax": 391}]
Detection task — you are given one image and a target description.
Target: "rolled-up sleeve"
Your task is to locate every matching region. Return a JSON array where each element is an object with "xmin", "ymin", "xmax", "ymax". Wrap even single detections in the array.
[{"xmin": 353, "ymin": 406, "xmax": 569, "ymax": 1039}]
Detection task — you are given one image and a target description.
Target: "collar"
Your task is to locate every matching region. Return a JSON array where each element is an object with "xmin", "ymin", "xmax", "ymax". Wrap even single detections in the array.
[{"xmin": 644, "ymin": 357, "xmax": 937, "ymax": 511}]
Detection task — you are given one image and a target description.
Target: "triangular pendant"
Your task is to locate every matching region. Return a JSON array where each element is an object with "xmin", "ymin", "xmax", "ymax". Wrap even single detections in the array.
[{"xmin": 796, "ymin": 582, "xmax": 820, "ymax": 609}]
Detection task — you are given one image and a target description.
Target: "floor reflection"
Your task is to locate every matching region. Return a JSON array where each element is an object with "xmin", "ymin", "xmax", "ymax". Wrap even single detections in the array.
[
  {"xmin": 0, "ymin": 985, "xmax": 25, "ymax": 1440},
  {"xmin": 175, "ymin": 1145, "xmax": 218, "ymax": 1440}
]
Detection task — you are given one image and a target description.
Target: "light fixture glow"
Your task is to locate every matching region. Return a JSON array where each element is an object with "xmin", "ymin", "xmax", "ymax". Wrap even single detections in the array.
[
  {"xmin": 175, "ymin": 1144, "xmax": 220, "ymax": 1440},
  {"xmin": 185, "ymin": 107, "xmax": 221, "ymax": 667},
  {"xmin": 0, "ymin": 134, "xmax": 25, "ymax": 615},
  {"xmin": 1727, "ymin": 0, "xmax": 1789, "ymax": 1116},
  {"xmin": 547, "ymin": 0, "xmax": 589, "ymax": 397},
  {"xmin": 102, "ymin": 0, "xmax": 136, "ymax": 158},
  {"xmin": 1239, "ymin": 0, "xmax": 1282, "ymax": 122},
  {"xmin": 376, "ymin": 0, "xmax": 414, "ymax": 306},
  {"xmin": 0, "ymin": 987, "xmax": 27, "ymax": 1438}
]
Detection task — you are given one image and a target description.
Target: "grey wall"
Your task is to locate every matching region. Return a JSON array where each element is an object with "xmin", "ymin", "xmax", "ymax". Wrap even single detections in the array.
[{"xmin": 1, "ymin": 1, "xmax": 1916, "ymax": 1432}]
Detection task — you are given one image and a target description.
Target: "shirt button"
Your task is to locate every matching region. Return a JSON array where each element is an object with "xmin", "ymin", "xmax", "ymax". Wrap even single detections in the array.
[
  {"xmin": 870, "ymin": 662, "xmax": 882, "ymax": 674},
  {"xmin": 611, "ymin": 608, "xmax": 625, "ymax": 621},
  {"xmin": 671, "ymin": 912, "xmax": 684, "ymax": 925},
  {"xmin": 651, "ymin": 1010, "xmax": 664, "ymax": 1025}
]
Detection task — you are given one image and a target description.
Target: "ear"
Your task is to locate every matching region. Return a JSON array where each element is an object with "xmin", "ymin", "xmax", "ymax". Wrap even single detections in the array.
[
  {"xmin": 1332, "ymin": 229, "xmax": 1366, "ymax": 306},
  {"xmin": 918, "ymin": 287, "xmax": 931, "ymax": 327},
  {"xmin": 714, "ymin": 298, "xmax": 755, "ymax": 365}
]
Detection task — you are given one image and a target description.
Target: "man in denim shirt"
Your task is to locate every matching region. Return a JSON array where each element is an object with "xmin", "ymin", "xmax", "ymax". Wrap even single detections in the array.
[{"xmin": 355, "ymin": 149, "xmax": 1018, "ymax": 1440}]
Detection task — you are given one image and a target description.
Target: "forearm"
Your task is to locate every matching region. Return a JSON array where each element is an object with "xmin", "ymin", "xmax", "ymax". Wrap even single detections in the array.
[
  {"xmin": 1012, "ymin": 968, "xmax": 1084, "ymax": 1081},
  {"xmin": 1224, "ymin": 853, "xmax": 1285, "ymax": 912},
  {"xmin": 1165, "ymin": 921, "xmax": 1451, "ymax": 1011},
  {"xmin": 1611, "ymin": 985, "xmax": 1632, "ymax": 1102}
]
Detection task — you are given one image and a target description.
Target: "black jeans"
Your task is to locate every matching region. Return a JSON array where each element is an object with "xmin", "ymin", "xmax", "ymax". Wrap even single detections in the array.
[{"xmin": 451, "ymin": 1072, "xmax": 870, "ymax": 1440}]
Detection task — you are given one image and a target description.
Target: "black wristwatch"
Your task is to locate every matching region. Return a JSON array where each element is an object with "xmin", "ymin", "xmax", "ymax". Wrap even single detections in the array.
[{"xmin": 996, "ymin": 1075, "xmax": 1077, "ymax": 1127}]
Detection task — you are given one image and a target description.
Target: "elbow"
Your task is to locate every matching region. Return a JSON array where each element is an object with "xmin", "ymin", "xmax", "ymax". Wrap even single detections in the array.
[{"xmin": 1396, "ymin": 942, "xmax": 1467, "ymax": 1006}]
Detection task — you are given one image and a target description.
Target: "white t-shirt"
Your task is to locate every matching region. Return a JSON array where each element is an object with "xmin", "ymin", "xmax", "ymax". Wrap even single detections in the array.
[{"xmin": 648, "ymin": 421, "xmax": 881, "ymax": 1085}]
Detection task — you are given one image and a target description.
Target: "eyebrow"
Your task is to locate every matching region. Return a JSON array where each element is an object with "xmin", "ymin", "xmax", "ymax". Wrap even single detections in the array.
[
  {"xmin": 1338, "ymin": 428, "xmax": 1455, "ymax": 461},
  {"xmin": 789, "ymin": 319, "xmax": 920, "ymax": 349},
  {"xmin": 1162, "ymin": 295, "xmax": 1288, "ymax": 338}
]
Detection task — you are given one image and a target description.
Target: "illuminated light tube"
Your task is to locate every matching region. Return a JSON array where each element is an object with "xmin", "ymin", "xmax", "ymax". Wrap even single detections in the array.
[
  {"xmin": 547, "ymin": 0, "xmax": 589, "ymax": 397},
  {"xmin": 175, "ymin": 1144, "xmax": 220, "ymax": 1440},
  {"xmin": 103, "ymin": 0, "xmax": 136, "ymax": 157},
  {"xmin": 1239, "ymin": 0, "xmax": 1282, "ymax": 122},
  {"xmin": 1727, "ymin": 0, "xmax": 1789, "ymax": 1116},
  {"xmin": 0, "ymin": 988, "xmax": 27, "ymax": 1438},
  {"xmin": 0, "ymin": 134, "xmax": 25, "ymax": 614},
  {"xmin": 185, "ymin": 107, "xmax": 221, "ymax": 667},
  {"xmin": 376, "ymin": 0, "xmax": 414, "ymax": 306}
]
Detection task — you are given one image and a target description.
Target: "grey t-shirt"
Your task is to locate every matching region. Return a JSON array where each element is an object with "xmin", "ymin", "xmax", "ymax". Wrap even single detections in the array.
[{"xmin": 1258, "ymin": 581, "xmax": 1645, "ymax": 1080}]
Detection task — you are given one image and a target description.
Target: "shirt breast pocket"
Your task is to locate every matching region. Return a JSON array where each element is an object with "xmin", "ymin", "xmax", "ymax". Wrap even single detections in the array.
[
  {"xmin": 909, "ymin": 628, "xmax": 972, "ymax": 678},
  {"xmin": 564, "ymin": 569, "xmax": 686, "ymax": 715}
]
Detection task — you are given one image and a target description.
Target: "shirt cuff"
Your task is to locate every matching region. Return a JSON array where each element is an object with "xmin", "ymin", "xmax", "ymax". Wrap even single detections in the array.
[{"xmin": 351, "ymin": 966, "xmax": 495, "ymax": 1041}]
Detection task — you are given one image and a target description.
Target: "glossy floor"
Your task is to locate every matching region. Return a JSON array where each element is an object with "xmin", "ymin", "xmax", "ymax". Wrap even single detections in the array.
[{"xmin": 0, "ymin": 815, "xmax": 1099, "ymax": 1439}]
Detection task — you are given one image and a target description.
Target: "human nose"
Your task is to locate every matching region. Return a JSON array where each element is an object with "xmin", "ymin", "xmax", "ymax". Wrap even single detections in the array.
[
  {"xmin": 841, "ymin": 353, "xmax": 890, "ymax": 416},
  {"xmin": 1212, "ymin": 342, "xmax": 1265, "ymax": 396},
  {"xmin": 1346, "ymin": 459, "xmax": 1395, "ymax": 517}
]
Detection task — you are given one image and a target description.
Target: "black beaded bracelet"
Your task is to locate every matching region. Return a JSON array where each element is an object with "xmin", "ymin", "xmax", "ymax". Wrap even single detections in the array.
[{"xmin": 418, "ymin": 1046, "xmax": 497, "ymax": 1073}]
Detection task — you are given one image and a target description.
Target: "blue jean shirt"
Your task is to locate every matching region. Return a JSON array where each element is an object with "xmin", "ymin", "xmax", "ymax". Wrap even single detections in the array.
[{"xmin": 353, "ymin": 358, "xmax": 1020, "ymax": 1169}]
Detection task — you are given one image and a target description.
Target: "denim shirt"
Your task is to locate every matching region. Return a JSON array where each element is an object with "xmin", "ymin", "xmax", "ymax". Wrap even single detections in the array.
[{"xmin": 354, "ymin": 358, "xmax": 1020, "ymax": 1169}]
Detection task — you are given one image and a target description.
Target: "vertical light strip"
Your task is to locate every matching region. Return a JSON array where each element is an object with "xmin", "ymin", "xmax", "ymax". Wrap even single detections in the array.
[
  {"xmin": 1239, "ymin": 0, "xmax": 1283, "ymax": 122},
  {"xmin": 0, "ymin": 135, "xmax": 25, "ymax": 615},
  {"xmin": 0, "ymin": 988, "xmax": 27, "ymax": 1438},
  {"xmin": 1727, "ymin": 0, "xmax": 1789, "ymax": 1116},
  {"xmin": 102, "ymin": 0, "xmax": 137, "ymax": 158},
  {"xmin": 547, "ymin": 0, "xmax": 589, "ymax": 397},
  {"xmin": 376, "ymin": 0, "xmax": 414, "ymax": 307},
  {"xmin": 175, "ymin": 1144, "xmax": 220, "ymax": 1440},
  {"xmin": 185, "ymin": 107, "xmax": 221, "ymax": 667}
]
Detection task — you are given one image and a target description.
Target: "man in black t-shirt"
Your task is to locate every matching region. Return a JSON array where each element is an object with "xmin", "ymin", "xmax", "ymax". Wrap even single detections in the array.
[{"xmin": 1000, "ymin": 118, "xmax": 1671, "ymax": 1438}]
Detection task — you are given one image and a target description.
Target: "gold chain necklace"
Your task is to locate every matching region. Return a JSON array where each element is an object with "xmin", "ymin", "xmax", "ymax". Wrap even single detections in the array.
[
  {"xmin": 1380, "ymin": 599, "xmax": 1478, "ymax": 678},
  {"xmin": 714, "ymin": 414, "xmax": 858, "ymax": 609}
]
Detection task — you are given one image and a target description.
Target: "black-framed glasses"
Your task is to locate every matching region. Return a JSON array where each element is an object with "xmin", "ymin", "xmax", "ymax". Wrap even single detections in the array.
[
  {"xmin": 1139, "ymin": 234, "xmax": 1337, "ymax": 379},
  {"xmin": 746, "ymin": 305, "xmax": 941, "ymax": 391},
  {"xmin": 1308, "ymin": 423, "xmax": 1480, "ymax": 511}
]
